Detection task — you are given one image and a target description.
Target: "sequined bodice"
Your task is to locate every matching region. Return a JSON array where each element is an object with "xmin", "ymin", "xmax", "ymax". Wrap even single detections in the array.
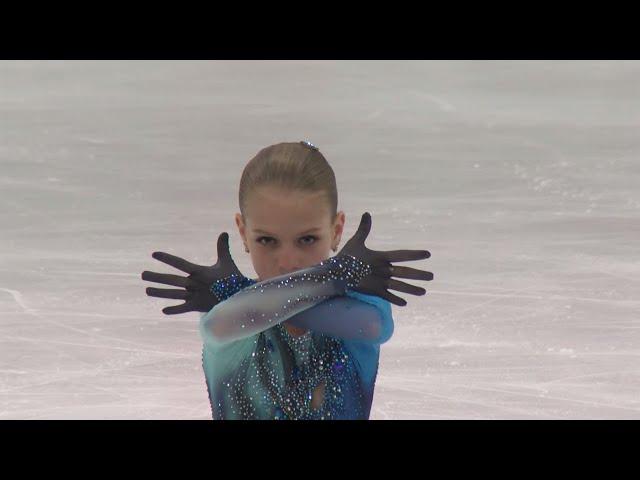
[
  {"xmin": 200, "ymin": 283, "xmax": 392, "ymax": 421},
  {"xmin": 202, "ymin": 324, "xmax": 376, "ymax": 420}
]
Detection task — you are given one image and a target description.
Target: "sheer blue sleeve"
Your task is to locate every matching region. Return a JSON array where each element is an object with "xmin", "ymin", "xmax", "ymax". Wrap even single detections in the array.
[
  {"xmin": 338, "ymin": 290, "xmax": 394, "ymax": 386},
  {"xmin": 199, "ymin": 311, "xmax": 256, "ymax": 374},
  {"xmin": 199, "ymin": 276, "xmax": 259, "ymax": 385},
  {"xmin": 285, "ymin": 289, "xmax": 394, "ymax": 344},
  {"xmin": 199, "ymin": 254, "xmax": 374, "ymax": 348}
]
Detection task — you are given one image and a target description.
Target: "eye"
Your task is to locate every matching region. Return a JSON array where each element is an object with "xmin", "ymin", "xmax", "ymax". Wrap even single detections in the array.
[
  {"xmin": 256, "ymin": 236, "xmax": 273, "ymax": 246},
  {"xmin": 255, "ymin": 236, "xmax": 318, "ymax": 246},
  {"xmin": 300, "ymin": 235, "xmax": 318, "ymax": 245}
]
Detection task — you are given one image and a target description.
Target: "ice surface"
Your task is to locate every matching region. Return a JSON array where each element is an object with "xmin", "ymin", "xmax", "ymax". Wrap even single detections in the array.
[{"xmin": 1, "ymin": 60, "xmax": 639, "ymax": 419}]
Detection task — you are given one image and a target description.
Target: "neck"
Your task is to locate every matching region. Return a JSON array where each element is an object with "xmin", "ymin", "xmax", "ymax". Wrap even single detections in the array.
[{"xmin": 283, "ymin": 321, "xmax": 308, "ymax": 337}]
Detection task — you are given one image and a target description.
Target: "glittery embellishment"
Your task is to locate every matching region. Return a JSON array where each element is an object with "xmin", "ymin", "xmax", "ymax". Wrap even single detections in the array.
[
  {"xmin": 239, "ymin": 254, "xmax": 371, "ymax": 300},
  {"xmin": 300, "ymin": 140, "xmax": 319, "ymax": 151},
  {"xmin": 210, "ymin": 274, "xmax": 257, "ymax": 303}
]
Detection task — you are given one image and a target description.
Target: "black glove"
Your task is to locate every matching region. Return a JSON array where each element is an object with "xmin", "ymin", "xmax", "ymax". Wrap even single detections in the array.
[
  {"xmin": 141, "ymin": 232, "xmax": 254, "ymax": 315},
  {"xmin": 335, "ymin": 212, "xmax": 433, "ymax": 306}
]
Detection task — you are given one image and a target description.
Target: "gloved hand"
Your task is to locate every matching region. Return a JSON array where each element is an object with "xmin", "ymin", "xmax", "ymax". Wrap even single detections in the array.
[
  {"xmin": 335, "ymin": 212, "xmax": 433, "ymax": 306},
  {"xmin": 141, "ymin": 232, "xmax": 254, "ymax": 315}
]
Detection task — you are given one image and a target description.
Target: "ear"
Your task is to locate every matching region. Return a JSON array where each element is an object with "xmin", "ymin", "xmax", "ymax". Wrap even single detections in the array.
[
  {"xmin": 333, "ymin": 210, "xmax": 345, "ymax": 244},
  {"xmin": 235, "ymin": 213, "xmax": 247, "ymax": 243}
]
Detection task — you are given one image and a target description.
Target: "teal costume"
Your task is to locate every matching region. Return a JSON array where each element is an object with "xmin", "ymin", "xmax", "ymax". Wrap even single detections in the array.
[{"xmin": 199, "ymin": 256, "xmax": 394, "ymax": 420}]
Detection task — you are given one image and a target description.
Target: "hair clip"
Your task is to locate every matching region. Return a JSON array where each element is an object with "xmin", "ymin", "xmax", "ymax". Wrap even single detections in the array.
[{"xmin": 300, "ymin": 140, "xmax": 319, "ymax": 151}]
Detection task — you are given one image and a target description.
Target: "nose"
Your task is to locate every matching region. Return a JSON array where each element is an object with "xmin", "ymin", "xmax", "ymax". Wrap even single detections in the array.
[
  {"xmin": 277, "ymin": 255, "xmax": 301, "ymax": 276},
  {"xmin": 278, "ymin": 265, "xmax": 300, "ymax": 276}
]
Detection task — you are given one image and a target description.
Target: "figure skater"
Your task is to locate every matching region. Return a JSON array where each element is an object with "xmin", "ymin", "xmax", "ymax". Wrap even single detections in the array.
[{"xmin": 141, "ymin": 141, "xmax": 433, "ymax": 420}]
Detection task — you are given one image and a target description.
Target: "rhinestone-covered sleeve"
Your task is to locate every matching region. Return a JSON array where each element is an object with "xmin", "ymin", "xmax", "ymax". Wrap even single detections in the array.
[
  {"xmin": 209, "ymin": 273, "xmax": 257, "ymax": 303},
  {"xmin": 200, "ymin": 254, "xmax": 372, "ymax": 346}
]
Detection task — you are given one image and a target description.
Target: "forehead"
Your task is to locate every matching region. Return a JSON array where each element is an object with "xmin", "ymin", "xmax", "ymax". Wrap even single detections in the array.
[{"xmin": 246, "ymin": 187, "xmax": 330, "ymax": 233}]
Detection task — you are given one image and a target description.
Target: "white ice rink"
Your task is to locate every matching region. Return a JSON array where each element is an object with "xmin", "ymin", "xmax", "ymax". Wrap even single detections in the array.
[{"xmin": 1, "ymin": 60, "xmax": 638, "ymax": 419}]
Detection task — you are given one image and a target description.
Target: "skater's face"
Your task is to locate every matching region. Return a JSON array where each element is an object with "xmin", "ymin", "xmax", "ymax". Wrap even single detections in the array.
[{"xmin": 236, "ymin": 185, "xmax": 345, "ymax": 282}]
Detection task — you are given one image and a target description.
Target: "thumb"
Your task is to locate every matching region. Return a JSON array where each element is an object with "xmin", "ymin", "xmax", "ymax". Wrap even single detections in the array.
[
  {"xmin": 355, "ymin": 212, "xmax": 372, "ymax": 241},
  {"xmin": 216, "ymin": 232, "xmax": 232, "ymax": 263}
]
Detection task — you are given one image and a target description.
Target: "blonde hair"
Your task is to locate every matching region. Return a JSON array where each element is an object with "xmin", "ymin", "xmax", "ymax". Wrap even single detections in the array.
[{"xmin": 238, "ymin": 142, "xmax": 338, "ymax": 224}]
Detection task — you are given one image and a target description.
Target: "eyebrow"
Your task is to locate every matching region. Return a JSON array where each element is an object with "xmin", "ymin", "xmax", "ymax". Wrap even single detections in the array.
[{"xmin": 253, "ymin": 227, "xmax": 322, "ymax": 236}]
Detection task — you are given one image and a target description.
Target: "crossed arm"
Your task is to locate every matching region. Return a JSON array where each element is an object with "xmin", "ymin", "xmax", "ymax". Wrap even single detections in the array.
[{"xmin": 201, "ymin": 262, "xmax": 393, "ymax": 348}]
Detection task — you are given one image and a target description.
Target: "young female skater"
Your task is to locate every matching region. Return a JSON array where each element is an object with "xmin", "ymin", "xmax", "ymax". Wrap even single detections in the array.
[{"xmin": 142, "ymin": 141, "xmax": 433, "ymax": 420}]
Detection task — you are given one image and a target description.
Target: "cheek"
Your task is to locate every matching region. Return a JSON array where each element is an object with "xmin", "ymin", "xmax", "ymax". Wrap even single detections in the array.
[
  {"xmin": 250, "ymin": 255, "xmax": 270, "ymax": 279},
  {"xmin": 251, "ymin": 250, "xmax": 268, "ymax": 265},
  {"xmin": 314, "ymin": 237, "xmax": 332, "ymax": 249}
]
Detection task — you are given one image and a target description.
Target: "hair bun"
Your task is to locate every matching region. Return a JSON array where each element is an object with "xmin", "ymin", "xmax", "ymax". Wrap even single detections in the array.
[{"xmin": 300, "ymin": 140, "xmax": 319, "ymax": 151}]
